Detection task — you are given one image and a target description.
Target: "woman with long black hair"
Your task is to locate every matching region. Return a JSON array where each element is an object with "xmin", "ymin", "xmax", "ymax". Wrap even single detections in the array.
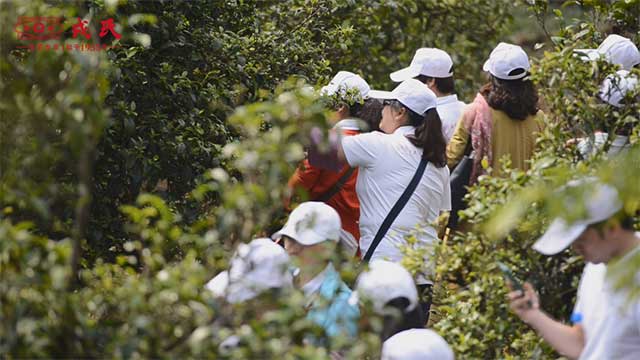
[{"xmin": 333, "ymin": 79, "xmax": 451, "ymax": 321}]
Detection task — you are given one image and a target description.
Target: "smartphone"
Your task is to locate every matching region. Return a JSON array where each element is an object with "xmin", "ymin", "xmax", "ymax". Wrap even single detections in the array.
[{"xmin": 497, "ymin": 261, "xmax": 523, "ymax": 291}]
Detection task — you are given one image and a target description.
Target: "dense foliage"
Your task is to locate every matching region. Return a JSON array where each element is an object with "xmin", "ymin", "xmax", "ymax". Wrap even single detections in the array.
[
  {"xmin": 423, "ymin": 1, "xmax": 640, "ymax": 358},
  {"xmin": 2, "ymin": 0, "xmax": 516, "ymax": 264},
  {"xmin": 1, "ymin": 0, "xmax": 639, "ymax": 358}
]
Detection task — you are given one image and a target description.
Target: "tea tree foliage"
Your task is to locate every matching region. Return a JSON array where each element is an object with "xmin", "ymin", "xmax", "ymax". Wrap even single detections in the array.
[
  {"xmin": 416, "ymin": 2, "xmax": 640, "ymax": 358},
  {"xmin": 2, "ymin": 0, "xmax": 639, "ymax": 358},
  {"xmin": 2, "ymin": 0, "xmax": 516, "ymax": 262}
]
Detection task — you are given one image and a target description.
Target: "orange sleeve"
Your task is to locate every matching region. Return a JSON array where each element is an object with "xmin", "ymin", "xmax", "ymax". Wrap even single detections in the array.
[{"xmin": 288, "ymin": 159, "xmax": 323, "ymax": 193}]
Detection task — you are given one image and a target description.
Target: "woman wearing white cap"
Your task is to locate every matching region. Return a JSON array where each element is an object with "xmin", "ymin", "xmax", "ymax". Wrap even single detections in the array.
[
  {"xmin": 204, "ymin": 238, "xmax": 294, "ymax": 353},
  {"xmin": 355, "ymin": 260, "xmax": 425, "ymax": 341},
  {"xmin": 205, "ymin": 238, "xmax": 293, "ymax": 304},
  {"xmin": 575, "ymin": 70, "xmax": 638, "ymax": 159},
  {"xmin": 272, "ymin": 201, "xmax": 360, "ymax": 342},
  {"xmin": 575, "ymin": 34, "xmax": 640, "ymax": 71},
  {"xmin": 447, "ymin": 42, "xmax": 543, "ymax": 182},
  {"xmin": 286, "ymin": 71, "xmax": 383, "ymax": 256},
  {"xmin": 331, "ymin": 78, "xmax": 451, "ymax": 321}
]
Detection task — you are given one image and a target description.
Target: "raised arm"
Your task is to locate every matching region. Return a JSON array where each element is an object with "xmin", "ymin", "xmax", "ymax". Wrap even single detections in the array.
[{"xmin": 508, "ymin": 282, "xmax": 585, "ymax": 359}]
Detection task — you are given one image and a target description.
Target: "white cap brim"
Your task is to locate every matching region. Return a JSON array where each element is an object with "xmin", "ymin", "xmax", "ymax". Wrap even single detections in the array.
[
  {"xmin": 532, "ymin": 219, "xmax": 588, "ymax": 255},
  {"xmin": 368, "ymin": 89, "xmax": 396, "ymax": 99},
  {"xmin": 390, "ymin": 66, "xmax": 420, "ymax": 82},
  {"xmin": 272, "ymin": 225, "xmax": 329, "ymax": 246},
  {"xmin": 533, "ymin": 180, "xmax": 623, "ymax": 256},
  {"xmin": 320, "ymin": 84, "xmax": 336, "ymax": 96},
  {"xmin": 482, "ymin": 59, "xmax": 491, "ymax": 72},
  {"xmin": 205, "ymin": 271, "xmax": 229, "ymax": 297},
  {"xmin": 574, "ymin": 48, "xmax": 600, "ymax": 62}
]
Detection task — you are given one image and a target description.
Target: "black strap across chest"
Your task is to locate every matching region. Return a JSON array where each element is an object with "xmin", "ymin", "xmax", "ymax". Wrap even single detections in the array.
[{"xmin": 362, "ymin": 157, "xmax": 429, "ymax": 262}]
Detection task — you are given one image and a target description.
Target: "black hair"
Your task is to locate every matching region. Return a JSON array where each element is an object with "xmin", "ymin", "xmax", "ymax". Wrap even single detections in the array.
[
  {"xmin": 334, "ymin": 99, "xmax": 382, "ymax": 132},
  {"xmin": 589, "ymin": 212, "xmax": 637, "ymax": 236},
  {"xmin": 354, "ymin": 98, "xmax": 383, "ymax": 132},
  {"xmin": 389, "ymin": 100, "xmax": 447, "ymax": 167},
  {"xmin": 380, "ymin": 297, "xmax": 425, "ymax": 341},
  {"xmin": 346, "ymin": 101, "xmax": 363, "ymax": 118},
  {"xmin": 415, "ymin": 73, "xmax": 455, "ymax": 95},
  {"xmin": 480, "ymin": 73, "xmax": 539, "ymax": 120},
  {"xmin": 621, "ymin": 215, "xmax": 636, "ymax": 231}
]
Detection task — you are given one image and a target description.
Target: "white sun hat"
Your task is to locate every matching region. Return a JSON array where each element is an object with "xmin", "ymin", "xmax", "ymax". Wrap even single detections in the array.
[
  {"xmin": 482, "ymin": 42, "xmax": 531, "ymax": 80},
  {"xmin": 320, "ymin": 71, "xmax": 370, "ymax": 99},
  {"xmin": 381, "ymin": 329, "xmax": 455, "ymax": 360},
  {"xmin": 355, "ymin": 260, "xmax": 419, "ymax": 314},
  {"xmin": 205, "ymin": 238, "xmax": 293, "ymax": 303},
  {"xmin": 575, "ymin": 34, "xmax": 640, "ymax": 71},
  {"xmin": 368, "ymin": 78, "xmax": 438, "ymax": 115},
  {"xmin": 598, "ymin": 70, "xmax": 639, "ymax": 107},
  {"xmin": 532, "ymin": 180, "xmax": 623, "ymax": 256},
  {"xmin": 390, "ymin": 48, "xmax": 454, "ymax": 82},
  {"xmin": 272, "ymin": 201, "xmax": 341, "ymax": 245}
]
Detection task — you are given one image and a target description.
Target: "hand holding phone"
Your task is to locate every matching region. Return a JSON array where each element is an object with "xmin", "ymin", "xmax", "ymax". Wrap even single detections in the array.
[
  {"xmin": 507, "ymin": 281, "xmax": 540, "ymax": 323},
  {"xmin": 497, "ymin": 261, "xmax": 523, "ymax": 291}
]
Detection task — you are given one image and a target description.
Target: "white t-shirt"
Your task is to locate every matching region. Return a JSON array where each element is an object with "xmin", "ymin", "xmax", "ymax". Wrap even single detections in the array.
[
  {"xmin": 572, "ymin": 263, "xmax": 608, "ymax": 360},
  {"xmin": 602, "ymin": 243, "xmax": 640, "ymax": 360},
  {"xmin": 576, "ymin": 132, "xmax": 630, "ymax": 159},
  {"xmin": 436, "ymin": 94, "xmax": 466, "ymax": 143},
  {"xmin": 342, "ymin": 126, "xmax": 451, "ymax": 283}
]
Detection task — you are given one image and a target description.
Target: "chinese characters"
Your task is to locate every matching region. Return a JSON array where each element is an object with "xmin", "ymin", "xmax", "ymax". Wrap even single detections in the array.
[{"xmin": 15, "ymin": 16, "xmax": 123, "ymax": 53}]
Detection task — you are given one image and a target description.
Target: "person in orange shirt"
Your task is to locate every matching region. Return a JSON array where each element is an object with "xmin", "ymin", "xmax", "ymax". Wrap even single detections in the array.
[{"xmin": 287, "ymin": 71, "xmax": 382, "ymax": 256}]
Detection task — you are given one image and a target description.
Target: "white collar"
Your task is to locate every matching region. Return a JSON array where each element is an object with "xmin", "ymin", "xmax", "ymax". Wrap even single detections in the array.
[
  {"xmin": 437, "ymin": 94, "xmax": 459, "ymax": 105},
  {"xmin": 334, "ymin": 118, "xmax": 362, "ymax": 131},
  {"xmin": 301, "ymin": 263, "xmax": 332, "ymax": 297},
  {"xmin": 393, "ymin": 125, "xmax": 415, "ymax": 136}
]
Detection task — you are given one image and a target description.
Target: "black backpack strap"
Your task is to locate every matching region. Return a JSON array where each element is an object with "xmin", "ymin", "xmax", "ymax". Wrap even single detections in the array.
[
  {"xmin": 362, "ymin": 157, "xmax": 429, "ymax": 263},
  {"xmin": 315, "ymin": 167, "xmax": 356, "ymax": 203}
]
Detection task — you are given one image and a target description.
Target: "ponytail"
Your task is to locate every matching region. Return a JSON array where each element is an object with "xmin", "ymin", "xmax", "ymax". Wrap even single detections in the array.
[
  {"xmin": 387, "ymin": 101, "xmax": 447, "ymax": 167},
  {"xmin": 407, "ymin": 108, "xmax": 447, "ymax": 167}
]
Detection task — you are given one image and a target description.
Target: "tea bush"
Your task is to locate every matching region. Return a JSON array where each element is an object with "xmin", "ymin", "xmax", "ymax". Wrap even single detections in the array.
[
  {"xmin": 2, "ymin": 0, "xmax": 639, "ymax": 358},
  {"xmin": 423, "ymin": 2, "xmax": 640, "ymax": 358},
  {"xmin": 2, "ymin": 0, "xmax": 515, "ymax": 263}
]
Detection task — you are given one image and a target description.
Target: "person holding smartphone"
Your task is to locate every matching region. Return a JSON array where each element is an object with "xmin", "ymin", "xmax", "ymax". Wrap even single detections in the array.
[{"xmin": 506, "ymin": 180, "xmax": 640, "ymax": 360}]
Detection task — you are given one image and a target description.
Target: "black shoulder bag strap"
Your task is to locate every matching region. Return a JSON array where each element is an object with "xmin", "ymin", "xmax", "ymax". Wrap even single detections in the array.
[
  {"xmin": 362, "ymin": 157, "xmax": 429, "ymax": 263},
  {"xmin": 315, "ymin": 167, "xmax": 356, "ymax": 203}
]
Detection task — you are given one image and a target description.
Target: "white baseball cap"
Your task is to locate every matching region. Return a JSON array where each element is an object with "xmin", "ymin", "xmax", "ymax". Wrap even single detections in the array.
[
  {"xmin": 598, "ymin": 70, "xmax": 639, "ymax": 107},
  {"xmin": 320, "ymin": 71, "xmax": 370, "ymax": 99},
  {"xmin": 368, "ymin": 79, "xmax": 438, "ymax": 115},
  {"xmin": 355, "ymin": 260, "xmax": 419, "ymax": 314},
  {"xmin": 575, "ymin": 34, "xmax": 640, "ymax": 70},
  {"xmin": 272, "ymin": 201, "xmax": 341, "ymax": 245},
  {"xmin": 532, "ymin": 181, "xmax": 623, "ymax": 256},
  {"xmin": 381, "ymin": 329, "xmax": 455, "ymax": 360},
  {"xmin": 482, "ymin": 42, "xmax": 531, "ymax": 80},
  {"xmin": 390, "ymin": 48, "xmax": 454, "ymax": 82},
  {"xmin": 205, "ymin": 238, "xmax": 293, "ymax": 303}
]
